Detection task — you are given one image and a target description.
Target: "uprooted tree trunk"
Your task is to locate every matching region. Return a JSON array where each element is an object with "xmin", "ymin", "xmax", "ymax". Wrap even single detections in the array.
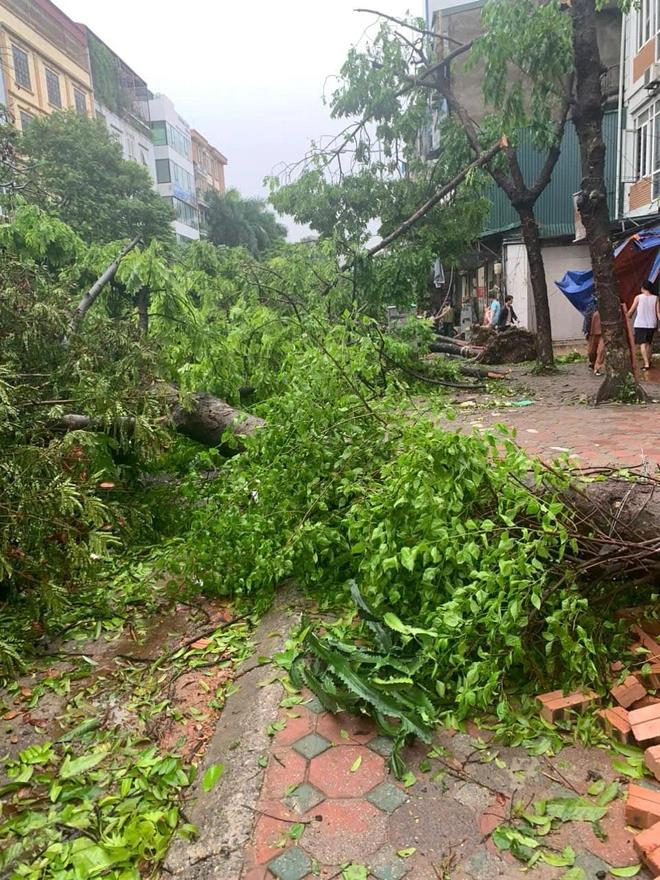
[{"xmin": 56, "ymin": 384, "xmax": 264, "ymax": 450}]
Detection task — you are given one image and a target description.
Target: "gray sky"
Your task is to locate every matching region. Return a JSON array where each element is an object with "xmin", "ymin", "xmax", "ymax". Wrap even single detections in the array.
[{"xmin": 57, "ymin": 0, "xmax": 418, "ymax": 237}]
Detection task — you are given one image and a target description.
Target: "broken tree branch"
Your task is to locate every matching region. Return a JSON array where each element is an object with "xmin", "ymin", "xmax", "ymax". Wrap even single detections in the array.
[
  {"xmin": 64, "ymin": 236, "xmax": 141, "ymax": 345},
  {"xmin": 366, "ymin": 137, "xmax": 505, "ymax": 257}
]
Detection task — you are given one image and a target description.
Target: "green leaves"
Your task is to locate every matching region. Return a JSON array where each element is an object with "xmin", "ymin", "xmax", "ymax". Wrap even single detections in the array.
[
  {"xmin": 202, "ymin": 764, "xmax": 225, "ymax": 793},
  {"xmin": 59, "ymin": 748, "xmax": 108, "ymax": 780}
]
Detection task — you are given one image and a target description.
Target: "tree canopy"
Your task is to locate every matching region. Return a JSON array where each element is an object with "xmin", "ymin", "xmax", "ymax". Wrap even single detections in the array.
[
  {"xmin": 20, "ymin": 111, "xmax": 174, "ymax": 245},
  {"xmin": 204, "ymin": 188, "xmax": 287, "ymax": 256}
]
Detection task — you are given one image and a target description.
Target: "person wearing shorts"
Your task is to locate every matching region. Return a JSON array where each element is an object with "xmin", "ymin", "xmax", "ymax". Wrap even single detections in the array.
[{"xmin": 627, "ymin": 281, "xmax": 660, "ymax": 371}]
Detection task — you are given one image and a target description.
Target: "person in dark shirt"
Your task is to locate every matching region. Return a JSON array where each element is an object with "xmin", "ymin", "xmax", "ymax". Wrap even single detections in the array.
[{"xmin": 496, "ymin": 295, "xmax": 518, "ymax": 330}]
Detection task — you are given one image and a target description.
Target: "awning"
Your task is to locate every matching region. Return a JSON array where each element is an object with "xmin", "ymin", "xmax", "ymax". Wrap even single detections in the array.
[{"xmin": 555, "ymin": 225, "xmax": 660, "ymax": 314}]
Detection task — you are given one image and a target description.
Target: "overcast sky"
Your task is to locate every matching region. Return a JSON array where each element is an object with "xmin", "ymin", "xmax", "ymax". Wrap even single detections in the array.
[{"xmin": 57, "ymin": 0, "xmax": 419, "ymax": 237}]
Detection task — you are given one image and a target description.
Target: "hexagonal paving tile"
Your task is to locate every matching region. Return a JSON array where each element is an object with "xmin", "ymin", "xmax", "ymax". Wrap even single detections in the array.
[
  {"xmin": 267, "ymin": 846, "xmax": 312, "ymax": 880},
  {"xmin": 304, "ymin": 695, "xmax": 325, "ymax": 714},
  {"xmin": 372, "ymin": 860, "xmax": 409, "ymax": 880},
  {"xmin": 284, "ymin": 781, "xmax": 325, "ymax": 814},
  {"xmin": 368, "ymin": 735, "xmax": 394, "ymax": 758},
  {"xmin": 309, "ymin": 744, "xmax": 384, "ymax": 798},
  {"xmin": 302, "ymin": 798, "xmax": 387, "ymax": 864},
  {"xmin": 292, "ymin": 732, "xmax": 331, "ymax": 760},
  {"xmin": 365, "ymin": 781, "xmax": 408, "ymax": 813}
]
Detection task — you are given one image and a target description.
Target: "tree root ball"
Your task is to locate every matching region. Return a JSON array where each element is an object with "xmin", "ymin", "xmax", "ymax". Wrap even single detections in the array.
[{"xmin": 469, "ymin": 325, "xmax": 538, "ymax": 364}]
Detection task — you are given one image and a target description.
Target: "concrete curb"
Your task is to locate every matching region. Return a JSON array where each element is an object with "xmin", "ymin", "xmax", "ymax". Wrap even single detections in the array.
[{"xmin": 163, "ymin": 586, "xmax": 301, "ymax": 879}]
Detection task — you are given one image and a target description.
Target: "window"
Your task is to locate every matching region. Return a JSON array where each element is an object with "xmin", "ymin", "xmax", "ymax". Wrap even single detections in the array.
[
  {"xmin": 171, "ymin": 160, "xmax": 193, "ymax": 195},
  {"xmin": 19, "ymin": 110, "xmax": 34, "ymax": 131},
  {"xmin": 171, "ymin": 197, "xmax": 199, "ymax": 229},
  {"xmin": 167, "ymin": 123, "xmax": 191, "ymax": 160},
  {"xmin": 151, "ymin": 120, "xmax": 167, "ymax": 146},
  {"xmin": 637, "ymin": 0, "xmax": 659, "ymax": 49},
  {"xmin": 110, "ymin": 125, "xmax": 123, "ymax": 147},
  {"xmin": 126, "ymin": 133, "xmax": 136, "ymax": 160},
  {"xmin": 139, "ymin": 144, "xmax": 149, "ymax": 167},
  {"xmin": 634, "ymin": 100, "xmax": 660, "ymax": 199},
  {"xmin": 156, "ymin": 158, "xmax": 171, "ymax": 183},
  {"xmin": 636, "ymin": 109, "xmax": 651, "ymax": 180},
  {"xmin": 12, "ymin": 45, "xmax": 31, "ymax": 89},
  {"xmin": 45, "ymin": 68, "xmax": 61, "ymax": 107},
  {"xmin": 73, "ymin": 88, "xmax": 87, "ymax": 115}
]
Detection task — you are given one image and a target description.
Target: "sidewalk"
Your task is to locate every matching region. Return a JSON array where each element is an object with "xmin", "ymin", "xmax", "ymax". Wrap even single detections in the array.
[{"xmin": 241, "ymin": 695, "xmax": 650, "ymax": 880}]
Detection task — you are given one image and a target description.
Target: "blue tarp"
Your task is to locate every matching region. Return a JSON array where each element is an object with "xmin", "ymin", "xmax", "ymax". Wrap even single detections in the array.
[{"xmin": 555, "ymin": 225, "xmax": 660, "ymax": 316}]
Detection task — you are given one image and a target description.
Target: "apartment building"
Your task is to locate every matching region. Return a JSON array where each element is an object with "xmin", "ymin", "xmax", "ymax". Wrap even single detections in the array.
[
  {"xmin": 191, "ymin": 128, "xmax": 227, "ymax": 227},
  {"xmin": 149, "ymin": 93, "xmax": 199, "ymax": 242},
  {"xmin": 83, "ymin": 27, "xmax": 156, "ymax": 182},
  {"xmin": 0, "ymin": 0, "xmax": 92, "ymax": 130},
  {"xmin": 621, "ymin": 1, "xmax": 660, "ymax": 220}
]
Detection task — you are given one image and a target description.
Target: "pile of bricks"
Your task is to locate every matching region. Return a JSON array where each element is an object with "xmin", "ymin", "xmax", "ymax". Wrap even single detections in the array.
[{"xmin": 538, "ymin": 609, "xmax": 660, "ymax": 876}]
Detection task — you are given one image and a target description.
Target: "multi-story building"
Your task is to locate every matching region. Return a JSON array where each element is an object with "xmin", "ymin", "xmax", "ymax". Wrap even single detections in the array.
[
  {"xmin": 82, "ymin": 27, "xmax": 155, "ymax": 181},
  {"xmin": 148, "ymin": 93, "xmax": 199, "ymax": 242},
  {"xmin": 191, "ymin": 128, "xmax": 227, "ymax": 228},
  {"xmin": 620, "ymin": 1, "xmax": 660, "ymax": 221},
  {"xmin": 426, "ymin": 0, "xmax": 623, "ymax": 343},
  {"xmin": 0, "ymin": 0, "xmax": 93, "ymax": 130}
]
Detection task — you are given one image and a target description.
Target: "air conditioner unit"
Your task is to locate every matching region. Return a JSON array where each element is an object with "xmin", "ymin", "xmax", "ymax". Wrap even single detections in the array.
[{"xmin": 645, "ymin": 62, "xmax": 660, "ymax": 92}]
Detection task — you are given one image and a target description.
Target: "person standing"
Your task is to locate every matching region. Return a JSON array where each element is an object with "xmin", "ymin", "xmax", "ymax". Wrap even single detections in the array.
[
  {"xmin": 587, "ymin": 310, "xmax": 605, "ymax": 376},
  {"xmin": 496, "ymin": 295, "xmax": 518, "ymax": 330},
  {"xmin": 488, "ymin": 288, "xmax": 501, "ymax": 328},
  {"xmin": 627, "ymin": 281, "xmax": 660, "ymax": 371}
]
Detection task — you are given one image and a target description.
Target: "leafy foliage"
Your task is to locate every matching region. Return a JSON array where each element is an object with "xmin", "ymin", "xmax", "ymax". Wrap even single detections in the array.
[
  {"xmin": 21, "ymin": 112, "xmax": 174, "ymax": 244},
  {"xmin": 204, "ymin": 188, "xmax": 287, "ymax": 256}
]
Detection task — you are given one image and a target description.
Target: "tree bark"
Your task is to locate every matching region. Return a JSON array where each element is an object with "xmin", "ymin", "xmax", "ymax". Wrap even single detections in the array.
[
  {"xmin": 569, "ymin": 0, "xmax": 646, "ymax": 402},
  {"xmin": 136, "ymin": 288, "xmax": 149, "ymax": 336},
  {"xmin": 64, "ymin": 237, "xmax": 141, "ymax": 345},
  {"xmin": 55, "ymin": 385, "xmax": 264, "ymax": 450},
  {"xmin": 517, "ymin": 204, "xmax": 554, "ymax": 368}
]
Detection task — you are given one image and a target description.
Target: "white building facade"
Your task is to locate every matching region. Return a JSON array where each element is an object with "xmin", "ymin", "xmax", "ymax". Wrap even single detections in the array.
[
  {"xmin": 148, "ymin": 93, "xmax": 199, "ymax": 242},
  {"xmin": 620, "ymin": 0, "xmax": 660, "ymax": 220}
]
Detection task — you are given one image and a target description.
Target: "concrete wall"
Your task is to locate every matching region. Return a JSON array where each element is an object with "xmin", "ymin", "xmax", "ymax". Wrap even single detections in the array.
[
  {"xmin": 504, "ymin": 240, "xmax": 588, "ymax": 342},
  {"xmin": 96, "ymin": 100, "xmax": 156, "ymax": 182},
  {"xmin": 0, "ymin": 0, "xmax": 92, "ymax": 129}
]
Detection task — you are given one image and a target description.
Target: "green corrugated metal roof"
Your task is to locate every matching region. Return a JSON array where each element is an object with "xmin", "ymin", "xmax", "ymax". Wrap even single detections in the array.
[{"xmin": 482, "ymin": 110, "xmax": 618, "ymax": 240}]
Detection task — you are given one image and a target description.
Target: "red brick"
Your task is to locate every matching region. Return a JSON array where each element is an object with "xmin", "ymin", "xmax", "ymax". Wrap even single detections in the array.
[
  {"xmin": 633, "ymin": 821, "xmax": 660, "ymax": 860},
  {"xmin": 308, "ymin": 744, "xmax": 384, "ymax": 798},
  {"xmin": 597, "ymin": 707, "xmax": 634, "ymax": 744},
  {"xmin": 631, "ymin": 695, "xmax": 660, "ymax": 710},
  {"xmin": 539, "ymin": 690, "xmax": 598, "ymax": 724},
  {"xmin": 629, "ymin": 704, "xmax": 660, "ymax": 746},
  {"xmin": 625, "ymin": 785, "xmax": 660, "ymax": 828},
  {"xmin": 536, "ymin": 689, "xmax": 565, "ymax": 704},
  {"xmin": 618, "ymin": 607, "xmax": 660, "ymax": 637},
  {"xmin": 612, "ymin": 676, "xmax": 647, "ymax": 709},
  {"xmin": 638, "ymin": 664, "xmax": 660, "ymax": 690},
  {"xmin": 629, "ymin": 703, "xmax": 660, "ymax": 727},
  {"xmin": 632, "ymin": 627, "xmax": 660, "ymax": 662},
  {"xmin": 647, "ymin": 747, "xmax": 660, "ymax": 782},
  {"xmin": 646, "ymin": 847, "xmax": 660, "ymax": 874}
]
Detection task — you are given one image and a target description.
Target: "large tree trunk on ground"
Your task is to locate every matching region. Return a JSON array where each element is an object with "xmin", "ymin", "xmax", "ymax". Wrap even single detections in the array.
[
  {"xmin": 569, "ymin": 0, "xmax": 646, "ymax": 403},
  {"xmin": 518, "ymin": 205, "xmax": 554, "ymax": 368},
  {"xmin": 56, "ymin": 385, "xmax": 264, "ymax": 450},
  {"xmin": 157, "ymin": 385, "xmax": 265, "ymax": 447}
]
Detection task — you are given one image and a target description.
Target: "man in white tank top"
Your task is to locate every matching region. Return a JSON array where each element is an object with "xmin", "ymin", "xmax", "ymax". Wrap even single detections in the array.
[{"xmin": 627, "ymin": 281, "xmax": 660, "ymax": 371}]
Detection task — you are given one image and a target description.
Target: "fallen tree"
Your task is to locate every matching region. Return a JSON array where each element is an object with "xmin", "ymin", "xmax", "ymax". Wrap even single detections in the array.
[{"xmin": 56, "ymin": 384, "xmax": 265, "ymax": 450}]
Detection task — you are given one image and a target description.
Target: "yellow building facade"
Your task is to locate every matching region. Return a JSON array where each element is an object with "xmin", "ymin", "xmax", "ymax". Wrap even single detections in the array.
[{"xmin": 0, "ymin": 0, "xmax": 92, "ymax": 130}]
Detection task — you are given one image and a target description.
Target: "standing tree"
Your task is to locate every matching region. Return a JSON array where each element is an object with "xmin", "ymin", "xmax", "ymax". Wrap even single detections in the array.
[
  {"xmin": 21, "ymin": 112, "xmax": 174, "ymax": 245},
  {"xmin": 204, "ymin": 189, "xmax": 287, "ymax": 257},
  {"xmin": 274, "ymin": 7, "xmax": 574, "ymax": 367},
  {"xmin": 566, "ymin": 0, "xmax": 645, "ymax": 401}
]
